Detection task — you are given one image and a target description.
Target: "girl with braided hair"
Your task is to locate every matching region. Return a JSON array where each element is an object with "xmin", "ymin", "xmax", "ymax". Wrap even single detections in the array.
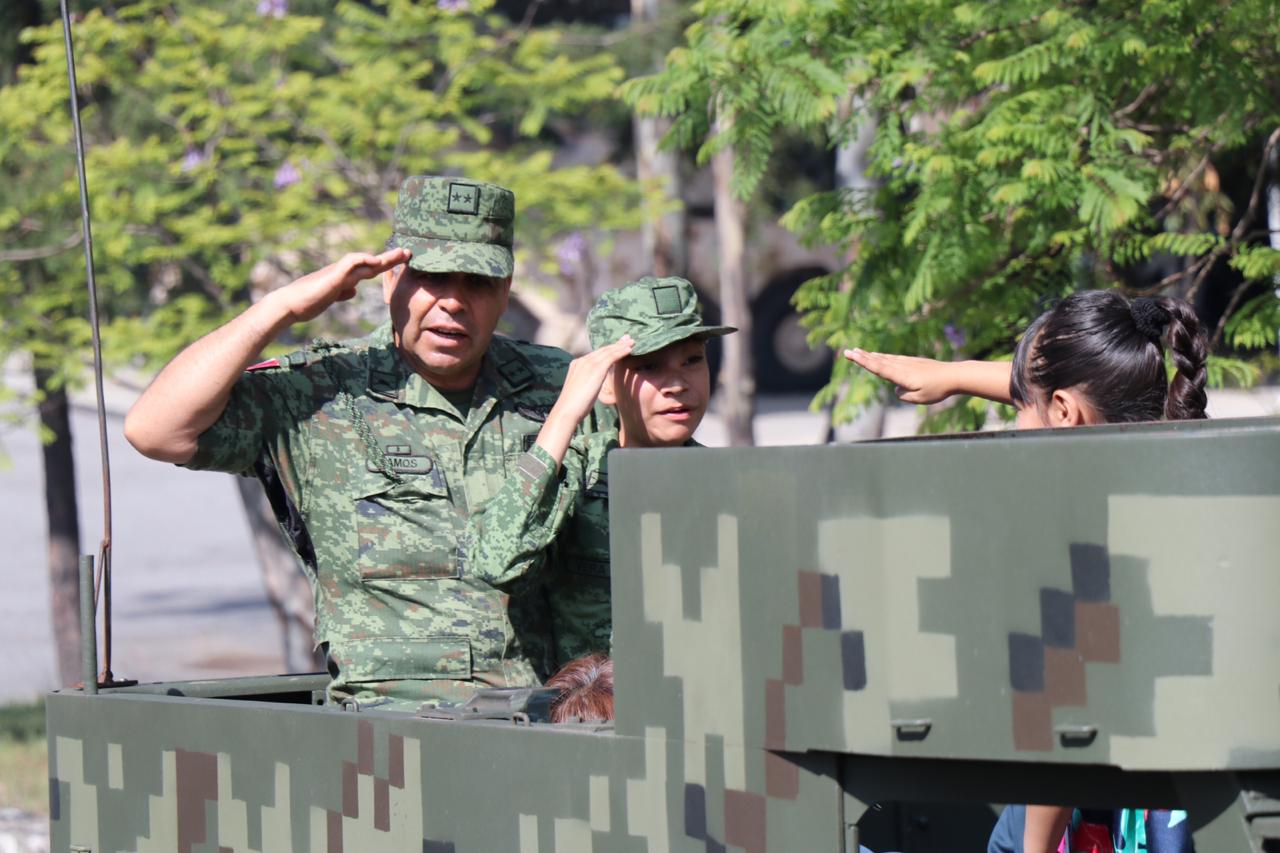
[
  {"xmin": 845, "ymin": 289, "xmax": 1208, "ymax": 429},
  {"xmin": 847, "ymin": 289, "xmax": 1208, "ymax": 853}
]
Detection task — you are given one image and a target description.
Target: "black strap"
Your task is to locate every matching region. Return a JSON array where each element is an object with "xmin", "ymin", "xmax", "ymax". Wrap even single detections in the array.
[{"xmin": 253, "ymin": 456, "xmax": 317, "ymax": 573}]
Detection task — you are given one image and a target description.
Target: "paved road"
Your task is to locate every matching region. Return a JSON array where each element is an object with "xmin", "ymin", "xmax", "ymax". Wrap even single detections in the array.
[{"xmin": 1, "ymin": 384, "xmax": 283, "ymax": 704}]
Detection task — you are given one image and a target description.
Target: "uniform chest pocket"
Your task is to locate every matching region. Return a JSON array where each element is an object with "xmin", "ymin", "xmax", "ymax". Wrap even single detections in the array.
[
  {"xmin": 353, "ymin": 464, "xmax": 460, "ymax": 581},
  {"xmin": 499, "ymin": 428, "xmax": 541, "ymax": 476},
  {"xmin": 559, "ymin": 492, "xmax": 611, "ymax": 580}
]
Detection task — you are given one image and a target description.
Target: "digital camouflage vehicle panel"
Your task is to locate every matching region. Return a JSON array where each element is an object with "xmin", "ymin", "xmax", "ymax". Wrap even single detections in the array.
[{"xmin": 48, "ymin": 416, "xmax": 1280, "ymax": 852}]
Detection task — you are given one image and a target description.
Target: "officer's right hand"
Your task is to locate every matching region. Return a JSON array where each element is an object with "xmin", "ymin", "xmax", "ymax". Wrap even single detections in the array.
[
  {"xmin": 844, "ymin": 348, "xmax": 955, "ymax": 404},
  {"xmin": 275, "ymin": 248, "xmax": 411, "ymax": 322}
]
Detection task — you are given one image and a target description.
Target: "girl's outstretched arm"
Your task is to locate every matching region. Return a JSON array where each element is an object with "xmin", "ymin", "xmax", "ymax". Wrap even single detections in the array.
[{"xmin": 844, "ymin": 348, "xmax": 1014, "ymax": 405}]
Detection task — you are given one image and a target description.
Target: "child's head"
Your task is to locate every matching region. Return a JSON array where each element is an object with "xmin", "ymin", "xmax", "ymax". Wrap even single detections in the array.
[
  {"xmin": 1010, "ymin": 290, "xmax": 1208, "ymax": 429},
  {"xmin": 586, "ymin": 276, "xmax": 736, "ymax": 447},
  {"xmin": 546, "ymin": 653, "xmax": 614, "ymax": 723}
]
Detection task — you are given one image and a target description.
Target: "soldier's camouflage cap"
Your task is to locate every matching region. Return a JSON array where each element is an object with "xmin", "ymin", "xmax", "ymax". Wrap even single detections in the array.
[
  {"xmin": 389, "ymin": 176, "xmax": 515, "ymax": 278},
  {"xmin": 588, "ymin": 276, "xmax": 736, "ymax": 356}
]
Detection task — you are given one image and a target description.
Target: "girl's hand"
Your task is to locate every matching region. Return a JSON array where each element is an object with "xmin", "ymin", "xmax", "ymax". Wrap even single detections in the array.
[
  {"xmin": 534, "ymin": 336, "xmax": 634, "ymax": 468},
  {"xmin": 553, "ymin": 336, "xmax": 635, "ymax": 426},
  {"xmin": 844, "ymin": 348, "xmax": 956, "ymax": 404}
]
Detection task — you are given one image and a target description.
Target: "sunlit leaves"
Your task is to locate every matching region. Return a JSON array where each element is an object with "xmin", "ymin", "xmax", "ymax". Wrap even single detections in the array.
[
  {"xmin": 631, "ymin": 0, "xmax": 1280, "ymax": 429},
  {"xmin": 0, "ymin": 0, "xmax": 642, "ymax": 403}
]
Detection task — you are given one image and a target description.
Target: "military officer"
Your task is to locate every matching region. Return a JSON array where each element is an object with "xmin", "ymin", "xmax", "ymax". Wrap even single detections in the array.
[{"xmin": 125, "ymin": 176, "xmax": 598, "ymax": 710}]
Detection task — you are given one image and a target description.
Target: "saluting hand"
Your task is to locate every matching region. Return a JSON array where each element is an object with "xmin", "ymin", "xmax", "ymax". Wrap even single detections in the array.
[
  {"xmin": 534, "ymin": 336, "xmax": 634, "ymax": 468},
  {"xmin": 124, "ymin": 246, "xmax": 411, "ymax": 466},
  {"xmin": 844, "ymin": 348, "xmax": 956, "ymax": 404},
  {"xmin": 275, "ymin": 248, "xmax": 412, "ymax": 323},
  {"xmin": 845, "ymin": 348, "xmax": 1015, "ymax": 405},
  {"xmin": 553, "ymin": 336, "xmax": 635, "ymax": 425}
]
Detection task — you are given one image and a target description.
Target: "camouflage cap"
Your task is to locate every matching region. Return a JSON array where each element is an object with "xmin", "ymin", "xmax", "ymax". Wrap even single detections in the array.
[
  {"xmin": 389, "ymin": 176, "xmax": 515, "ymax": 278},
  {"xmin": 587, "ymin": 276, "xmax": 736, "ymax": 356}
]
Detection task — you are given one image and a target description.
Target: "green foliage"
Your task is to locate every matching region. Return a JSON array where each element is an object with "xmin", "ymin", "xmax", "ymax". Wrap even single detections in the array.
[
  {"xmin": 0, "ymin": 700, "xmax": 45, "ymax": 743},
  {"xmin": 631, "ymin": 0, "xmax": 1280, "ymax": 428},
  {"xmin": 0, "ymin": 0, "xmax": 641, "ymax": 410},
  {"xmin": 1224, "ymin": 291, "xmax": 1280, "ymax": 352},
  {"xmin": 1204, "ymin": 355, "xmax": 1260, "ymax": 390}
]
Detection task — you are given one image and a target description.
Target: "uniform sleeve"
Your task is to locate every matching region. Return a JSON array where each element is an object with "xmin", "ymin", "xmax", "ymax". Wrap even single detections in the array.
[
  {"xmin": 182, "ymin": 364, "xmax": 316, "ymax": 503},
  {"xmin": 466, "ymin": 441, "xmax": 587, "ymax": 586}
]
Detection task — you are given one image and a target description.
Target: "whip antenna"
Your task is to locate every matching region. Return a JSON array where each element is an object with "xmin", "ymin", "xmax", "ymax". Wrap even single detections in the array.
[{"xmin": 59, "ymin": 0, "xmax": 116, "ymax": 685}]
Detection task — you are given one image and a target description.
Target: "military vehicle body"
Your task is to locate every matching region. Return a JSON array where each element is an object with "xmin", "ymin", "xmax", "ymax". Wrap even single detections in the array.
[{"xmin": 47, "ymin": 416, "xmax": 1280, "ymax": 852}]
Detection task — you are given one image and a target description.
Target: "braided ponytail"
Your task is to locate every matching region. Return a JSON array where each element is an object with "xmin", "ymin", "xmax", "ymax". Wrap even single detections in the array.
[
  {"xmin": 1011, "ymin": 290, "xmax": 1209, "ymax": 424},
  {"xmin": 1156, "ymin": 297, "xmax": 1208, "ymax": 420}
]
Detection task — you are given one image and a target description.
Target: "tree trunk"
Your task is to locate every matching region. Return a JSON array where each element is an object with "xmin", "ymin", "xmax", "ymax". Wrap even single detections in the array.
[
  {"xmin": 835, "ymin": 97, "xmax": 878, "ymax": 197},
  {"xmin": 1267, "ymin": 137, "xmax": 1280, "ymax": 260},
  {"xmin": 631, "ymin": 0, "xmax": 686, "ymax": 278},
  {"xmin": 824, "ymin": 98, "xmax": 884, "ymax": 442},
  {"xmin": 35, "ymin": 367, "xmax": 84, "ymax": 687},
  {"xmin": 710, "ymin": 128, "xmax": 755, "ymax": 446}
]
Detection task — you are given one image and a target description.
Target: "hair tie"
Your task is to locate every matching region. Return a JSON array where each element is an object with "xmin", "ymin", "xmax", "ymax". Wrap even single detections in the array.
[{"xmin": 1130, "ymin": 297, "xmax": 1170, "ymax": 343}]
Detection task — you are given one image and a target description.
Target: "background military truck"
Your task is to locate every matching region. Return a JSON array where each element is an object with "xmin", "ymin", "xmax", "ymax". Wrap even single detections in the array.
[
  {"xmin": 47, "ymin": 416, "xmax": 1280, "ymax": 852},
  {"xmin": 505, "ymin": 134, "xmax": 841, "ymax": 393}
]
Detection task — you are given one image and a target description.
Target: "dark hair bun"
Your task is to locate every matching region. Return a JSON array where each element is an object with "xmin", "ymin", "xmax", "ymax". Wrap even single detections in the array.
[
  {"xmin": 1011, "ymin": 290, "xmax": 1208, "ymax": 423},
  {"xmin": 1130, "ymin": 297, "xmax": 1171, "ymax": 343}
]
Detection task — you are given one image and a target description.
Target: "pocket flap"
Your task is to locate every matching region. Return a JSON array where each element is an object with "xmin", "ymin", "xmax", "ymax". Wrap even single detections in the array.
[
  {"xmin": 334, "ymin": 636, "xmax": 472, "ymax": 683},
  {"xmin": 562, "ymin": 556, "xmax": 611, "ymax": 579}
]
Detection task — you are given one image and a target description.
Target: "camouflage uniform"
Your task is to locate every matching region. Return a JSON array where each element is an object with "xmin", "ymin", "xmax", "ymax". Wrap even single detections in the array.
[
  {"xmin": 469, "ymin": 429, "xmax": 617, "ymax": 664},
  {"xmin": 185, "ymin": 177, "xmax": 591, "ymax": 709},
  {"xmin": 469, "ymin": 276, "xmax": 732, "ymax": 666}
]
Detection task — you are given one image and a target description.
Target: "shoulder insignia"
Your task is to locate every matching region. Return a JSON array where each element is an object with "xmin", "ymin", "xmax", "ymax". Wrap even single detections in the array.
[
  {"xmin": 245, "ymin": 358, "xmax": 281, "ymax": 372},
  {"xmin": 498, "ymin": 357, "xmax": 535, "ymax": 391},
  {"xmin": 515, "ymin": 403, "xmax": 552, "ymax": 423},
  {"xmin": 584, "ymin": 470, "xmax": 609, "ymax": 500}
]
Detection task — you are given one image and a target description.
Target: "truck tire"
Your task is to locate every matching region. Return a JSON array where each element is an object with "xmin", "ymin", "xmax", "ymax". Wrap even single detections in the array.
[
  {"xmin": 751, "ymin": 270, "xmax": 832, "ymax": 392},
  {"xmin": 697, "ymin": 289, "xmax": 725, "ymax": 387}
]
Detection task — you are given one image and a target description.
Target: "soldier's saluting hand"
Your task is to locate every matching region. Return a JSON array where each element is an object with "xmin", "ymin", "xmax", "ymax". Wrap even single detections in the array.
[
  {"xmin": 123, "ymin": 247, "xmax": 408, "ymax": 464},
  {"xmin": 274, "ymin": 249, "xmax": 410, "ymax": 322}
]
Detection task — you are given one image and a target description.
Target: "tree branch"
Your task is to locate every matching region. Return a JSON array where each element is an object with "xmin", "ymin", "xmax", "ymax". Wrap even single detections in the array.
[
  {"xmin": 559, "ymin": 19, "xmax": 664, "ymax": 47},
  {"xmin": 0, "ymin": 231, "xmax": 83, "ymax": 262},
  {"xmin": 1127, "ymin": 252, "xmax": 1214, "ymax": 297},
  {"xmin": 177, "ymin": 257, "xmax": 228, "ymax": 307},
  {"xmin": 1151, "ymin": 152, "xmax": 1212, "ymax": 222},
  {"xmin": 954, "ymin": 15, "xmax": 1042, "ymax": 51},
  {"xmin": 1226, "ymin": 127, "xmax": 1280, "ymax": 247},
  {"xmin": 1112, "ymin": 81, "xmax": 1159, "ymax": 119},
  {"xmin": 1201, "ymin": 127, "xmax": 1280, "ymax": 346},
  {"xmin": 434, "ymin": 0, "xmax": 545, "ymax": 96},
  {"xmin": 1209, "ymin": 277, "xmax": 1255, "ymax": 351}
]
